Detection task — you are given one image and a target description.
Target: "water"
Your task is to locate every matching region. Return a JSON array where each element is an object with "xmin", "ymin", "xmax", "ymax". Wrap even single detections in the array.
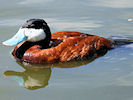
[{"xmin": 0, "ymin": 0, "xmax": 133, "ymax": 100}]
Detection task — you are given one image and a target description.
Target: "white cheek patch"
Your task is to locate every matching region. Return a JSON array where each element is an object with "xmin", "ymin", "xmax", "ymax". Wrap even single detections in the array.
[{"xmin": 23, "ymin": 28, "xmax": 46, "ymax": 42}]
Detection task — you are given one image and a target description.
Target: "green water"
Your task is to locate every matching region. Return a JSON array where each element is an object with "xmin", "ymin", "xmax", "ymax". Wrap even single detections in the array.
[{"xmin": 0, "ymin": 0, "xmax": 133, "ymax": 100}]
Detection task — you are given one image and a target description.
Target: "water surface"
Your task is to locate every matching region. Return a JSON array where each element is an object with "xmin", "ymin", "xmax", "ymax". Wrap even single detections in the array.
[{"xmin": 0, "ymin": 0, "xmax": 133, "ymax": 100}]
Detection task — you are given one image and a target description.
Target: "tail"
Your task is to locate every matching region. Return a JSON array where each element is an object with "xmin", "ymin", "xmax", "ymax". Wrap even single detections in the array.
[{"xmin": 108, "ymin": 36, "xmax": 133, "ymax": 47}]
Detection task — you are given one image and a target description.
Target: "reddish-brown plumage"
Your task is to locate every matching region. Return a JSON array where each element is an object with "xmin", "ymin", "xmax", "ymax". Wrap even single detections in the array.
[{"xmin": 12, "ymin": 31, "xmax": 114, "ymax": 64}]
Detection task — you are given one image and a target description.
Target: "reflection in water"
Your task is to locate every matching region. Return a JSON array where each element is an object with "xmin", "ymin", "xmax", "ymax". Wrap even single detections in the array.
[
  {"xmin": 4, "ymin": 51, "xmax": 106, "ymax": 90},
  {"xmin": 4, "ymin": 62, "xmax": 51, "ymax": 90}
]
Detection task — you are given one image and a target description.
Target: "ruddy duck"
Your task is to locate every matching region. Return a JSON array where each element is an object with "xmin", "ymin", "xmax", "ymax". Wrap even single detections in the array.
[{"xmin": 3, "ymin": 19, "xmax": 114, "ymax": 64}]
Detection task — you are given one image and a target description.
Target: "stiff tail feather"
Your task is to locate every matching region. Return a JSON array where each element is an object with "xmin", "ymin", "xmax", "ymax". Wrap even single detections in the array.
[{"xmin": 108, "ymin": 36, "xmax": 133, "ymax": 47}]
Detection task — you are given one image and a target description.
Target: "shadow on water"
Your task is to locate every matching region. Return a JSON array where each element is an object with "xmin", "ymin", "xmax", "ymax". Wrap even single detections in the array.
[{"xmin": 3, "ymin": 52, "xmax": 106, "ymax": 90}]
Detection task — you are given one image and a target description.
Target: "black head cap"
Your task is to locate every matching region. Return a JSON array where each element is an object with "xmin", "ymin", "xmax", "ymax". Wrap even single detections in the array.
[
  {"xmin": 22, "ymin": 19, "xmax": 48, "ymax": 29},
  {"xmin": 22, "ymin": 18, "xmax": 51, "ymax": 41}
]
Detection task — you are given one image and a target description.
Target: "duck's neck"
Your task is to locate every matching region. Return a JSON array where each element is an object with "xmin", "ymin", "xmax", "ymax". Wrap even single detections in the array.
[
  {"xmin": 14, "ymin": 39, "xmax": 50, "ymax": 60},
  {"xmin": 33, "ymin": 39, "xmax": 51, "ymax": 49}
]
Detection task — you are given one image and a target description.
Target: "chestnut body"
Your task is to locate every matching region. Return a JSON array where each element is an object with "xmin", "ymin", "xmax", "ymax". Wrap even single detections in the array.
[{"xmin": 12, "ymin": 31, "xmax": 113, "ymax": 64}]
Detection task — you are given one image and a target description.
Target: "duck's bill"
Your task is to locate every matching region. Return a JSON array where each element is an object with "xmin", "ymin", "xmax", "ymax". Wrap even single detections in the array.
[{"xmin": 2, "ymin": 29, "xmax": 27, "ymax": 46}]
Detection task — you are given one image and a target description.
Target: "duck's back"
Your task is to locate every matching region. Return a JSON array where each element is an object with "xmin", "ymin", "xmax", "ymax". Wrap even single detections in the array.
[{"xmin": 13, "ymin": 31, "xmax": 114, "ymax": 64}]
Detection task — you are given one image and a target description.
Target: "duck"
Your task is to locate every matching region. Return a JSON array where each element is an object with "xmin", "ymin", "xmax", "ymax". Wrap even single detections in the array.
[{"xmin": 2, "ymin": 19, "xmax": 114, "ymax": 64}]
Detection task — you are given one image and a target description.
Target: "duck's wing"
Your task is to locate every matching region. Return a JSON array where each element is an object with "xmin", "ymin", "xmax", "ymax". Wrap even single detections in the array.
[
  {"xmin": 22, "ymin": 33, "xmax": 113, "ymax": 63},
  {"xmin": 56, "ymin": 35, "xmax": 113, "ymax": 62}
]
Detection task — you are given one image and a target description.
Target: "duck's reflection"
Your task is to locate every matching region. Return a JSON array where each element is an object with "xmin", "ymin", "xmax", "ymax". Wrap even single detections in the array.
[
  {"xmin": 4, "ymin": 62, "xmax": 51, "ymax": 90},
  {"xmin": 4, "ymin": 51, "xmax": 107, "ymax": 90}
]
